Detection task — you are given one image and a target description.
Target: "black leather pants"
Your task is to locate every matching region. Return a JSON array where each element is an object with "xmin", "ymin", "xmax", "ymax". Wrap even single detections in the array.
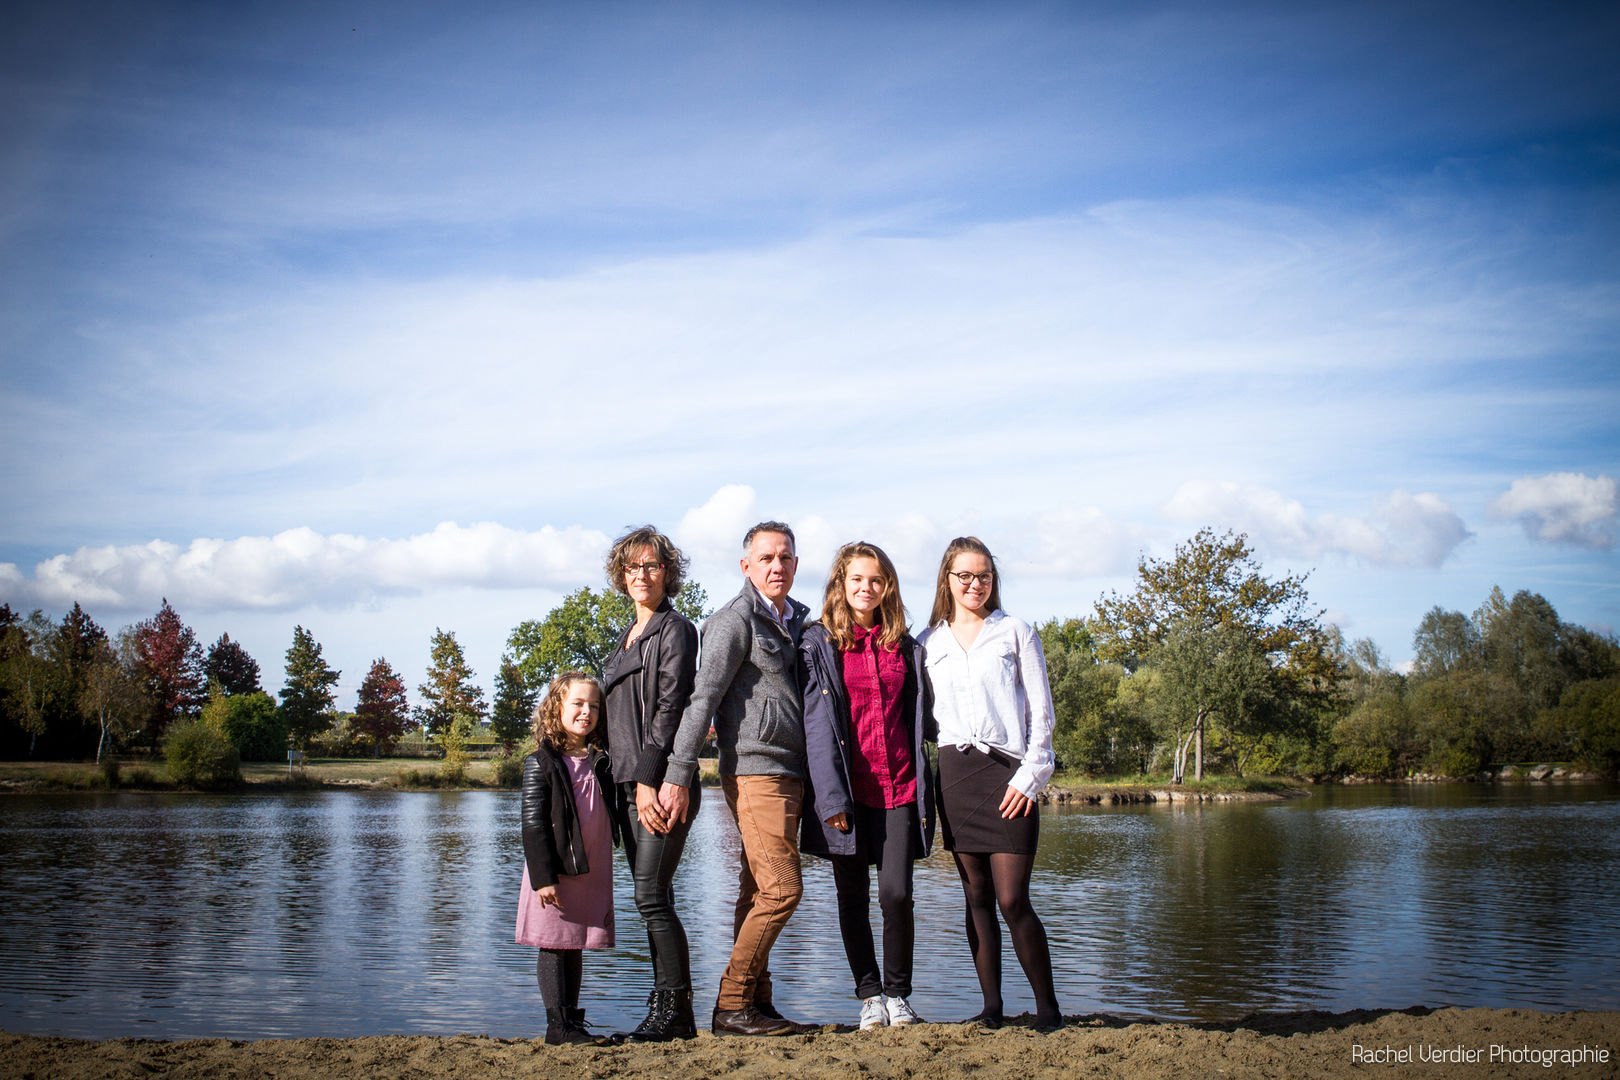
[{"xmin": 620, "ymin": 781, "xmax": 700, "ymax": 991}]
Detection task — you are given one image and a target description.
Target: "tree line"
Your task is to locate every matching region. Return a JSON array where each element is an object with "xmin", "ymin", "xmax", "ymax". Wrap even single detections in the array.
[{"xmin": 2, "ymin": 530, "xmax": 1615, "ymax": 779}]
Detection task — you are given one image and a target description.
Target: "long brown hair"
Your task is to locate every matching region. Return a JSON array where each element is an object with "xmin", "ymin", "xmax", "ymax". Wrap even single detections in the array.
[
  {"xmin": 531, "ymin": 671, "xmax": 604, "ymax": 751},
  {"xmin": 928, "ymin": 536, "xmax": 1003, "ymax": 627},
  {"xmin": 820, "ymin": 541, "xmax": 907, "ymax": 651}
]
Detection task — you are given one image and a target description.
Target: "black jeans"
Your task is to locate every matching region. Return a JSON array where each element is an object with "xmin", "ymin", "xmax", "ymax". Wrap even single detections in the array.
[
  {"xmin": 620, "ymin": 780, "xmax": 700, "ymax": 991},
  {"xmin": 830, "ymin": 801, "xmax": 917, "ymax": 1000}
]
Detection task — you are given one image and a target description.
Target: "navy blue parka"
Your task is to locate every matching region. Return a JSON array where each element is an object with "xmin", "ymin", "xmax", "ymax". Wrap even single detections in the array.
[{"xmin": 797, "ymin": 622, "xmax": 937, "ymax": 860}]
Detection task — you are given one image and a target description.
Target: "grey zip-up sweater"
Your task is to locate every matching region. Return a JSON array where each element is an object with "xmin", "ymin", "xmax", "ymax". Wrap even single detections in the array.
[{"xmin": 664, "ymin": 582, "xmax": 810, "ymax": 785}]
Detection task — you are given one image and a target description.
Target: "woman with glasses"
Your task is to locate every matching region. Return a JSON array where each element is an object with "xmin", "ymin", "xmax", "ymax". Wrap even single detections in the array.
[
  {"xmin": 799, "ymin": 541, "xmax": 936, "ymax": 1031},
  {"xmin": 916, "ymin": 536, "xmax": 1062, "ymax": 1032},
  {"xmin": 600, "ymin": 526, "xmax": 701, "ymax": 1041}
]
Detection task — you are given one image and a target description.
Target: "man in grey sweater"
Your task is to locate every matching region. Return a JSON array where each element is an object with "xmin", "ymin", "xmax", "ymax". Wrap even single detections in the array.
[{"xmin": 660, "ymin": 520, "xmax": 811, "ymax": 1036}]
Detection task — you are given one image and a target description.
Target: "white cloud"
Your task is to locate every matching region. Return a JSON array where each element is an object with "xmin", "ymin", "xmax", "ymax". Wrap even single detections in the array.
[
  {"xmin": 673, "ymin": 484, "xmax": 758, "ymax": 585},
  {"xmin": 1018, "ymin": 506, "xmax": 1145, "ymax": 578},
  {"xmin": 1487, "ymin": 473, "xmax": 1617, "ymax": 550},
  {"xmin": 0, "ymin": 522, "xmax": 609, "ymax": 613},
  {"xmin": 1163, "ymin": 482, "xmax": 1470, "ymax": 568}
]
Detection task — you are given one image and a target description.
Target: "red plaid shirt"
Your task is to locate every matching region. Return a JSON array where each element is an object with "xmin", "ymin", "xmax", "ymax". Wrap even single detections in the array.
[{"xmin": 842, "ymin": 621, "xmax": 916, "ymax": 809}]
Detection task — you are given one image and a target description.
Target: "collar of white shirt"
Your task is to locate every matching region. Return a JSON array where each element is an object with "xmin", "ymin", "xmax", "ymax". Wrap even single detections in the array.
[{"xmin": 752, "ymin": 583, "xmax": 792, "ymax": 625}]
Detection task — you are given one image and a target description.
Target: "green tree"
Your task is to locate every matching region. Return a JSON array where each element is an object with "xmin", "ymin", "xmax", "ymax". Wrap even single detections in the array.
[
  {"xmin": 1410, "ymin": 671, "xmax": 1514, "ymax": 776},
  {"xmin": 1411, "ymin": 607, "xmax": 1480, "ymax": 679},
  {"xmin": 42, "ymin": 604, "xmax": 110, "ymax": 756},
  {"xmin": 353, "ymin": 658, "xmax": 411, "ymax": 755},
  {"xmin": 490, "ymin": 656, "xmax": 537, "ymax": 751},
  {"xmin": 78, "ymin": 633, "xmax": 148, "ymax": 764},
  {"xmin": 439, "ymin": 711, "xmax": 473, "ymax": 783},
  {"xmin": 280, "ymin": 625, "xmax": 340, "ymax": 751},
  {"xmin": 416, "ymin": 629, "xmax": 486, "ymax": 737},
  {"xmin": 1536, "ymin": 676, "xmax": 1620, "ymax": 773},
  {"xmin": 507, "ymin": 584, "xmax": 711, "ymax": 692},
  {"xmin": 204, "ymin": 681, "xmax": 285, "ymax": 762},
  {"xmin": 1037, "ymin": 618, "xmax": 1140, "ymax": 775},
  {"xmin": 0, "ymin": 608, "xmax": 54, "ymax": 757},
  {"xmin": 1093, "ymin": 528, "xmax": 1339, "ymax": 782},
  {"xmin": 1332, "ymin": 691, "xmax": 1415, "ymax": 777}
]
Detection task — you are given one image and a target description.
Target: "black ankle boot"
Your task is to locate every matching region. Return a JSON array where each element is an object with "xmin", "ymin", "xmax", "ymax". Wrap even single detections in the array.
[
  {"xmin": 567, "ymin": 1007, "xmax": 613, "ymax": 1046},
  {"xmin": 545, "ymin": 1007, "xmax": 589, "ymax": 1045},
  {"xmin": 619, "ymin": 988, "xmax": 698, "ymax": 1043},
  {"xmin": 665, "ymin": 989, "xmax": 697, "ymax": 1039},
  {"xmin": 615, "ymin": 990, "xmax": 664, "ymax": 1043}
]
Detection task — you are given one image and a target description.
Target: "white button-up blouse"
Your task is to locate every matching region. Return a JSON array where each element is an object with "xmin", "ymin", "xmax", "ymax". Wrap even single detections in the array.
[{"xmin": 917, "ymin": 610, "xmax": 1057, "ymax": 799}]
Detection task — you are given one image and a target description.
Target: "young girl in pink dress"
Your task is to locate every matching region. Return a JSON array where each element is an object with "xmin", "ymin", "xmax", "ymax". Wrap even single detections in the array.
[{"xmin": 516, "ymin": 671, "xmax": 620, "ymax": 1046}]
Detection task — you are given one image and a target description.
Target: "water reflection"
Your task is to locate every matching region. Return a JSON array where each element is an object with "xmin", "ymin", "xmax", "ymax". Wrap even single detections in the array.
[{"xmin": 0, "ymin": 784, "xmax": 1616, "ymax": 1039}]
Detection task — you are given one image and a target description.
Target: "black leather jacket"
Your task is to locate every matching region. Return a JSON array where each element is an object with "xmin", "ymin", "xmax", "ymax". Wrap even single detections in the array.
[
  {"xmin": 602, "ymin": 600, "xmax": 699, "ymax": 787},
  {"xmin": 520, "ymin": 741, "xmax": 620, "ymax": 889}
]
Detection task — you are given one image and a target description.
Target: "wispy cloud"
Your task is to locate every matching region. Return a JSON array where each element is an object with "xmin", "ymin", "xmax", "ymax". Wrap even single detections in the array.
[{"xmin": 1488, "ymin": 473, "xmax": 1617, "ymax": 550}]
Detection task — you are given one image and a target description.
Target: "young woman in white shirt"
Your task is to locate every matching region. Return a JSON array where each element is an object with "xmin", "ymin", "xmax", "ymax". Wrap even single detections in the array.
[{"xmin": 916, "ymin": 536, "xmax": 1062, "ymax": 1032}]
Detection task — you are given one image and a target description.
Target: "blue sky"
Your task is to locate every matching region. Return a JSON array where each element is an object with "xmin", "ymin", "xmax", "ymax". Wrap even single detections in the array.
[{"xmin": 3, "ymin": 0, "xmax": 1618, "ymax": 706}]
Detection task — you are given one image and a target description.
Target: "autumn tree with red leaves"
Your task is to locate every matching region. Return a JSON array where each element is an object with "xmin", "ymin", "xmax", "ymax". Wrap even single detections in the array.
[
  {"xmin": 131, "ymin": 599, "xmax": 207, "ymax": 748},
  {"xmin": 353, "ymin": 658, "xmax": 411, "ymax": 756}
]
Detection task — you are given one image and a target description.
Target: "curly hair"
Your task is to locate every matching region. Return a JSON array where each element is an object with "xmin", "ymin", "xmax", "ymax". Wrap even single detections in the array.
[
  {"xmin": 820, "ymin": 541, "xmax": 908, "ymax": 652},
  {"xmin": 605, "ymin": 525, "xmax": 689, "ymax": 598},
  {"xmin": 928, "ymin": 536, "xmax": 1003, "ymax": 627},
  {"xmin": 531, "ymin": 671, "xmax": 605, "ymax": 751}
]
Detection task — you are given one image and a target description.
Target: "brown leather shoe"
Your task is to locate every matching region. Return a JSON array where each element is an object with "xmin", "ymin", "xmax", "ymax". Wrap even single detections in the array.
[
  {"xmin": 754, "ymin": 1001, "xmax": 813, "ymax": 1033},
  {"xmin": 711, "ymin": 1004, "xmax": 798, "ymax": 1036}
]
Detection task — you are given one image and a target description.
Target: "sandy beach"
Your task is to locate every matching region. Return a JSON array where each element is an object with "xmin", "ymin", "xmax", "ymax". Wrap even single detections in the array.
[{"xmin": 5, "ymin": 1007, "xmax": 1615, "ymax": 1080}]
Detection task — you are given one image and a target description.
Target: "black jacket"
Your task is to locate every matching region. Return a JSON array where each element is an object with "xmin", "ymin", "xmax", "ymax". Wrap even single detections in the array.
[
  {"xmin": 602, "ymin": 600, "xmax": 699, "ymax": 787},
  {"xmin": 520, "ymin": 741, "xmax": 620, "ymax": 890},
  {"xmin": 798, "ymin": 622, "xmax": 937, "ymax": 859}
]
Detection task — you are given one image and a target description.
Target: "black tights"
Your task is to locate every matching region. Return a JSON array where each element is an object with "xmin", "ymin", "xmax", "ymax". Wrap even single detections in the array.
[
  {"xmin": 535, "ymin": 948, "xmax": 582, "ymax": 1011},
  {"xmin": 953, "ymin": 851, "xmax": 1060, "ymax": 1019}
]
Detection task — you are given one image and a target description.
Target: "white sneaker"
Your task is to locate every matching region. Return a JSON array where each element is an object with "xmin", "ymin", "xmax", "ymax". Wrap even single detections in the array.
[
  {"xmin": 859, "ymin": 995, "xmax": 888, "ymax": 1030},
  {"xmin": 885, "ymin": 995, "xmax": 924, "ymax": 1026}
]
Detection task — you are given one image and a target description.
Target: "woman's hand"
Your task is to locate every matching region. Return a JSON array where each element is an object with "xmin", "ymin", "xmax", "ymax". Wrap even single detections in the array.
[
  {"xmin": 999, "ymin": 785, "xmax": 1035, "ymax": 819},
  {"xmin": 826, "ymin": 812, "xmax": 850, "ymax": 833},
  {"xmin": 636, "ymin": 782, "xmax": 669, "ymax": 834},
  {"xmin": 536, "ymin": 884, "xmax": 562, "ymax": 911},
  {"xmin": 658, "ymin": 781, "xmax": 691, "ymax": 825}
]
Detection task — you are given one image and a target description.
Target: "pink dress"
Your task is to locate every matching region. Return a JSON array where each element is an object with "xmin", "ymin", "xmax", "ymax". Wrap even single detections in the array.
[{"xmin": 515, "ymin": 753, "xmax": 615, "ymax": 949}]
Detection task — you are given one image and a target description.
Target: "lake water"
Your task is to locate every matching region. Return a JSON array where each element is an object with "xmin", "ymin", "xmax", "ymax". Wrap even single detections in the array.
[{"xmin": 1, "ymin": 783, "xmax": 1617, "ymax": 1039}]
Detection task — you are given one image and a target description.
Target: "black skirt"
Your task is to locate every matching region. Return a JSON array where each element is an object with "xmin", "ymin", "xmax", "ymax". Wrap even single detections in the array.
[{"xmin": 938, "ymin": 745, "xmax": 1039, "ymax": 855}]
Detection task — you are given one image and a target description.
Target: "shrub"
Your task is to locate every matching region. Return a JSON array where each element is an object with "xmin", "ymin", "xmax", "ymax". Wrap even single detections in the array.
[
  {"xmin": 100, "ymin": 756, "xmax": 121, "ymax": 788},
  {"xmin": 123, "ymin": 767, "xmax": 159, "ymax": 788},
  {"xmin": 163, "ymin": 720, "xmax": 243, "ymax": 788},
  {"xmin": 490, "ymin": 750, "xmax": 523, "ymax": 787}
]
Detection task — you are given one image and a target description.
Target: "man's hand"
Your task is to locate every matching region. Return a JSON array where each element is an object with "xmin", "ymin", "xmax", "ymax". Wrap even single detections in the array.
[{"xmin": 659, "ymin": 781, "xmax": 692, "ymax": 825}]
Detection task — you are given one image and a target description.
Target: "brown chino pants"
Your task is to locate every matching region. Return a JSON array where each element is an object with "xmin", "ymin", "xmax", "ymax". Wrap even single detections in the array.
[{"xmin": 717, "ymin": 773, "xmax": 804, "ymax": 1011}]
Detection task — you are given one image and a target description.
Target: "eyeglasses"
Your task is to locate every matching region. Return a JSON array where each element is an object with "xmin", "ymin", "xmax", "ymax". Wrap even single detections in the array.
[
  {"xmin": 624, "ymin": 562, "xmax": 665, "ymax": 578},
  {"xmin": 951, "ymin": 571, "xmax": 994, "ymax": 587}
]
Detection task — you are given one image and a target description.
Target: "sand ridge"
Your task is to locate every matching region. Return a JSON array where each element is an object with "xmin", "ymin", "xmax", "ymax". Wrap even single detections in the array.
[{"xmin": 5, "ymin": 1007, "xmax": 1617, "ymax": 1080}]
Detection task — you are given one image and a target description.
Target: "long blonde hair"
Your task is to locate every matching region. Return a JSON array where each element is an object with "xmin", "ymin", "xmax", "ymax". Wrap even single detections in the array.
[
  {"xmin": 928, "ymin": 536, "xmax": 1003, "ymax": 627},
  {"xmin": 531, "ymin": 671, "xmax": 604, "ymax": 751},
  {"xmin": 820, "ymin": 541, "xmax": 907, "ymax": 651}
]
